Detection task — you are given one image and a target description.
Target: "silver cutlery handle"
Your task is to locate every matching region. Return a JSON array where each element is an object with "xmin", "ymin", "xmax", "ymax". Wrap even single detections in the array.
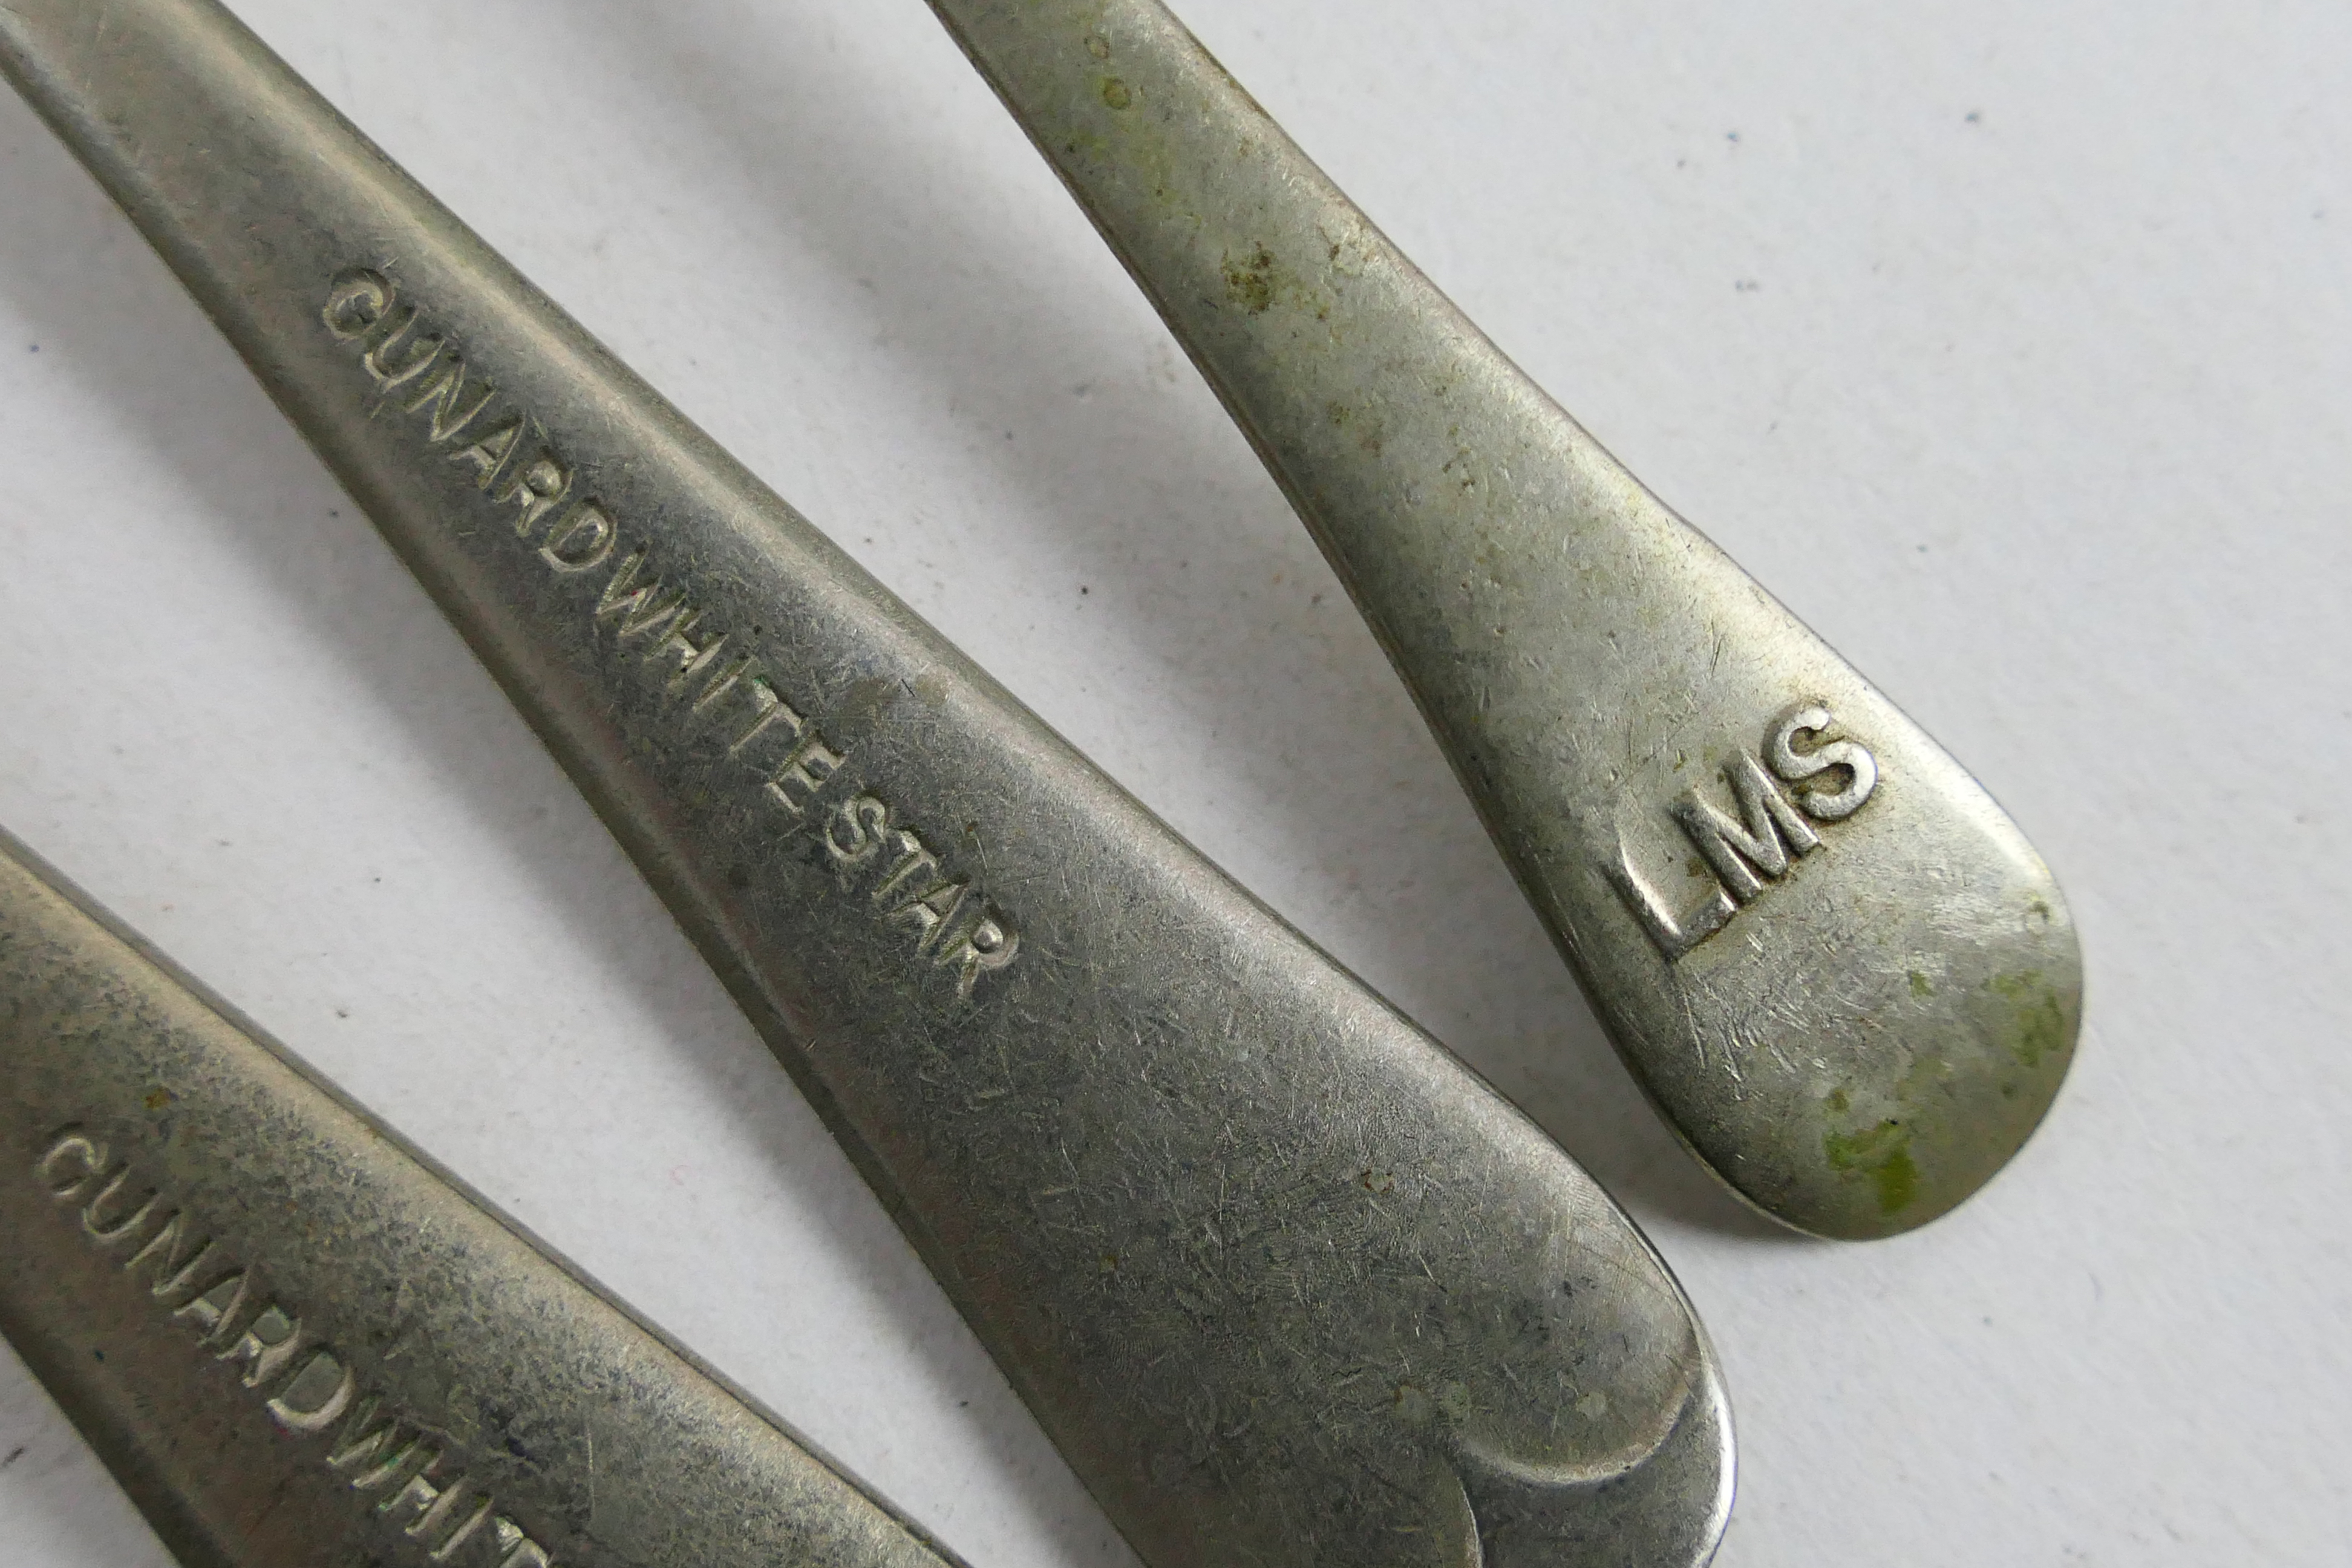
[
  {"xmin": 0, "ymin": 828, "xmax": 963, "ymax": 1568},
  {"xmin": 0, "ymin": 2, "xmax": 1730, "ymax": 1564},
  {"xmin": 927, "ymin": 0, "xmax": 2081, "ymax": 1238}
]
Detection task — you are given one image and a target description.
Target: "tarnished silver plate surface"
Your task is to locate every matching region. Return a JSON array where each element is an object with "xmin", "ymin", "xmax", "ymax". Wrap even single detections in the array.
[
  {"xmin": 926, "ymin": 0, "xmax": 2082, "ymax": 1239},
  {"xmin": 0, "ymin": 1, "xmax": 1732, "ymax": 1563},
  {"xmin": 0, "ymin": 826, "xmax": 966, "ymax": 1568}
]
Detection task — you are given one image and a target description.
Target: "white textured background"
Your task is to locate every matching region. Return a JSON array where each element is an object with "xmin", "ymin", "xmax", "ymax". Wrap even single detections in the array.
[{"xmin": 1, "ymin": 1, "xmax": 2345, "ymax": 1563}]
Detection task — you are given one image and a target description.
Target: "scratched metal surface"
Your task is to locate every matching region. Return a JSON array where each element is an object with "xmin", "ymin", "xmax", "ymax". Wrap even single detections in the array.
[
  {"xmin": 0, "ymin": 1, "xmax": 2344, "ymax": 1566},
  {"xmin": 0, "ymin": 1, "xmax": 1730, "ymax": 1566}
]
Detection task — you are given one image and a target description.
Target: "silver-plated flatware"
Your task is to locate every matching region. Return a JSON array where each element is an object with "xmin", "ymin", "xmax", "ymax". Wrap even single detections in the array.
[
  {"xmin": 0, "ymin": 1, "xmax": 1731, "ymax": 1563},
  {"xmin": 926, "ymin": 0, "xmax": 2083, "ymax": 1240},
  {"xmin": 0, "ymin": 825, "xmax": 964, "ymax": 1568}
]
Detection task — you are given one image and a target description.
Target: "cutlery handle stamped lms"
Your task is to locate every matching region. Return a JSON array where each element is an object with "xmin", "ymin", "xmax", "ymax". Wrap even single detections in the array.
[{"xmin": 926, "ymin": 0, "xmax": 2082, "ymax": 1240}]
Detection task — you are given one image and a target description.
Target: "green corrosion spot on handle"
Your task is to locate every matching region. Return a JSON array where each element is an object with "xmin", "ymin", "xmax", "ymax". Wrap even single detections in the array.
[
  {"xmin": 1824, "ymin": 1118, "xmax": 1921, "ymax": 1217},
  {"xmin": 1990, "ymin": 970, "xmax": 2068, "ymax": 1068}
]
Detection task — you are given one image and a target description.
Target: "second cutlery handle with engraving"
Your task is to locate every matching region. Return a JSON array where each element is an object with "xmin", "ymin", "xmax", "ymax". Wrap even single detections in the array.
[{"xmin": 0, "ymin": 830, "xmax": 962, "ymax": 1568}]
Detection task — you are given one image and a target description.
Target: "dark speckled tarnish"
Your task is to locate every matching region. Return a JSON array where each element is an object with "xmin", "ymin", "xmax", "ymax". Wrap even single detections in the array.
[
  {"xmin": 926, "ymin": 0, "xmax": 2081, "ymax": 1240},
  {"xmin": 0, "ymin": 1, "xmax": 1731, "ymax": 1564},
  {"xmin": 0, "ymin": 828, "xmax": 967, "ymax": 1568}
]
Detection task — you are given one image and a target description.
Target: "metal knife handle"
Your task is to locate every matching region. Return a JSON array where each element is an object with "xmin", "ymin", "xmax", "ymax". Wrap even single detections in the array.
[
  {"xmin": 0, "ymin": 2, "xmax": 1729, "ymax": 1564},
  {"xmin": 926, "ymin": 0, "xmax": 2082, "ymax": 1239},
  {"xmin": 0, "ymin": 827, "xmax": 963, "ymax": 1568}
]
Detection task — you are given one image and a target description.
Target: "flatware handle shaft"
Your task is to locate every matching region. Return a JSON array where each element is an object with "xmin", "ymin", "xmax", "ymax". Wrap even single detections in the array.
[
  {"xmin": 0, "ymin": 828, "xmax": 963, "ymax": 1568},
  {"xmin": 0, "ymin": 2, "xmax": 1729, "ymax": 1564},
  {"xmin": 926, "ymin": 0, "xmax": 2080, "ymax": 1238}
]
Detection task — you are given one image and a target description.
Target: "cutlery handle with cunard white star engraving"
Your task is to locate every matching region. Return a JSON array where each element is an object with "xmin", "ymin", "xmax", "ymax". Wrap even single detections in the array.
[{"xmin": 0, "ymin": 2, "xmax": 1731, "ymax": 1566}]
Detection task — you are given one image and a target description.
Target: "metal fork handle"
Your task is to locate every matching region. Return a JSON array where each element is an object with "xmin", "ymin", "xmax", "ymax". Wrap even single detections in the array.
[{"xmin": 926, "ymin": 0, "xmax": 2082, "ymax": 1239}]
